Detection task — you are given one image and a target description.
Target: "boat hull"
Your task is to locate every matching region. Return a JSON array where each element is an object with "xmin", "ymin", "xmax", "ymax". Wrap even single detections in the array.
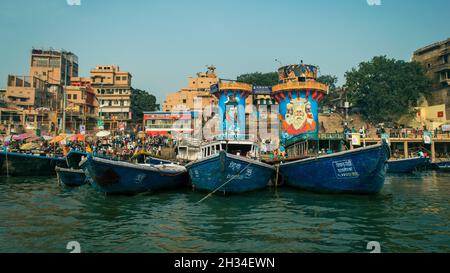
[
  {"xmin": 186, "ymin": 152, "xmax": 276, "ymax": 194},
  {"xmin": 80, "ymin": 156, "xmax": 188, "ymax": 194},
  {"xmin": 56, "ymin": 167, "xmax": 87, "ymax": 187},
  {"xmin": 280, "ymin": 142, "xmax": 390, "ymax": 195},
  {"xmin": 66, "ymin": 151, "xmax": 88, "ymax": 169},
  {"xmin": 0, "ymin": 151, "xmax": 67, "ymax": 176},
  {"xmin": 387, "ymin": 157, "xmax": 430, "ymax": 173},
  {"xmin": 146, "ymin": 156, "xmax": 174, "ymax": 165}
]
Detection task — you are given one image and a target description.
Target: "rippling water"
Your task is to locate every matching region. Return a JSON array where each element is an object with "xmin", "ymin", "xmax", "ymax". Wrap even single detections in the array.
[{"xmin": 0, "ymin": 172, "xmax": 449, "ymax": 253}]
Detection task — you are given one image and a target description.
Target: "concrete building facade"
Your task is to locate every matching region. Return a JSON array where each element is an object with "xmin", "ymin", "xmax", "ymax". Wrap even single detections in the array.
[
  {"xmin": 65, "ymin": 77, "xmax": 99, "ymax": 132},
  {"xmin": 90, "ymin": 65, "xmax": 132, "ymax": 130},
  {"xmin": 412, "ymin": 38, "xmax": 450, "ymax": 128},
  {"xmin": 163, "ymin": 66, "xmax": 218, "ymax": 112},
  {"xmin": 5, "ymin": 75, "xmax": 49, "ymax": 108},
  {"xmin": 30, "ymin": 49, "xmax": 78, "ymax": 86}
]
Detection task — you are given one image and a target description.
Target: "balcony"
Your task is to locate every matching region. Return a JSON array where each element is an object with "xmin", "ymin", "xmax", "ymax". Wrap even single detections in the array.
[
  {"xmin": 433, "ymin": 63, "xmax": 450, "ymax": 72},
  {"xmin": 218, "ymin": 82, "xmax": 252, "ymax": 92},
  {"xmin": 272, "ymin": 81, "xmax": 328, "ymax": 93}
]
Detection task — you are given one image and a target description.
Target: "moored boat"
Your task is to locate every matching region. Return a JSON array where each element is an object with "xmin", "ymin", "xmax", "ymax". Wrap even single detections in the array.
[
  {"xmin": 387, "ymin": 156, "xmax": 430, "ymax": 173},
  {"xmin": 80, "ymin": 155, "xmax": 188, "ymax": 194},
  {"xmin": 280, "ymin": 141, "xmax": 390, "ymax": 195},
  {"xmin": 66, "ymin": 150, "xmax": 88, "ymax": 169},
  {"xmin": 185, "ymin": 141, "xmax": 276, "ymax": 194},
  {"xmin": 56, "ymin": 167, "xmax": 87, "ymax": 187},
  {"xmin": 437, "ymin": 165, "xmax": 450, "ymax": 172},
  {"xmin": 0, "ymin": 151, "xmax": 67, "ymax": 176}
]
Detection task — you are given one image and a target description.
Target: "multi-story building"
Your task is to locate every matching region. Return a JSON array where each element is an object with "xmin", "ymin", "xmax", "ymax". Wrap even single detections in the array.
[
  {"xmin": 65, "ymin": 77, "xmax": 99, "ymax": 132},
  {"xmin": 5, "ymin": 75, "xmax": 49, "ymax": 108},
  {"xmin": 412, "ymin": 38, "xmax": 450, "ymax": 128},
  {"xmin": 163, "ymin": 65, "xmax": 218, "ymax": 112},
  {"xmin": 0, "ymin": 88, "xmax": 6, "ymax": 103},
  {"xmin": 30, "ymin": 49, "xmax": 78, "ymax": 85},
  {"xmin": 90, "ymin": 65, "xmax": 132, "ymax": 130}
]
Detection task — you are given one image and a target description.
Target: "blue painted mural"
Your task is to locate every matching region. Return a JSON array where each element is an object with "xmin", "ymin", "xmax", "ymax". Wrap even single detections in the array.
[
  {"xmin": 218, "ymin": 91, "xmax": 246, "ymax": 140},
  {"xmin": 278, "ymin": 90, "xmax": 319, "ymax": 143}
]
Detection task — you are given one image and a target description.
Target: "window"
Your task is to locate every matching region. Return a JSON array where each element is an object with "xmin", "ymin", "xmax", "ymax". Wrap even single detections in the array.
[
  {"xmin": 67, "ymin": 94, "xmax": 72, "ymax": 99},
  {"xmin": 116, "ymin": 76, "xmax": 121, "ymax": 81},
  {"xmin": 122, "ymin": 76, "xmax": 127, "ymax": 81},
  {"xmin": 43, "ymin": 72, "xmax": 47, "ymax": 76},
  {"xmin": 73, "ymin": 94, "xmax": 77, "ymax": 100},
  {"xmin": 437, "ymin": 111, "xmax": 444, "ymax": 118},
  {"xmin": 183, "ymin": 99, "xmax": 187, "ymax": 103}
]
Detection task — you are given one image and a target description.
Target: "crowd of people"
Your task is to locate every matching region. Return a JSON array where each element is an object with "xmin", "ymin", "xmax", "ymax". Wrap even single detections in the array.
[{"xmin": 0, "ymin": 132, "xmax": 174, "ymax": 161}]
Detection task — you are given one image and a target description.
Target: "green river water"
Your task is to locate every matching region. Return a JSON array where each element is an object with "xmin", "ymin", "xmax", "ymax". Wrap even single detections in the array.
[{"xmin": 0, "ymin": 172, "xmax": 449, "ymax": 253}]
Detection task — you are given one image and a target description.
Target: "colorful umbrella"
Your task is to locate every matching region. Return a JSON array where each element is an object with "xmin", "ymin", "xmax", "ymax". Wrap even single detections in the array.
[
  {"xmin": 20, "ymin": 143, "xmax": 39, "ymax": 150},
  {"xmin": 12, "ymin": 134, "xmax": 33, "ymax": 141},
  {"xmin": 96, "ymin": 131, "xmax": 111, "ymax": 137},
  {"xmin": 49, "ymin": 134, "xmax": 68, "ymax": 144}
]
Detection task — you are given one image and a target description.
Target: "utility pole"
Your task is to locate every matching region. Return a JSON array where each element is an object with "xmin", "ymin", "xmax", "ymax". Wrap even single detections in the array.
[{"xmin": 62, "ymin": 55, "xmax": 68, "ymax": 134}]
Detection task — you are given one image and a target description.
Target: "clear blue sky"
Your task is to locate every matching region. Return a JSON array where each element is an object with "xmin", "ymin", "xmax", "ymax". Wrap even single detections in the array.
[{"xmin": 0, "ymin": 0, "xmax": 448, "ymax": 104}]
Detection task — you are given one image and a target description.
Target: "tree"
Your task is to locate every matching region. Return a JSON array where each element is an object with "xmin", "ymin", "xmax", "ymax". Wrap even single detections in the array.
[
  {"xmin": 130, "ymin": 88, "xmax": 160, "ymax": 125},
  {"xmin": 317, "ymin": 74, "xmax": 338, "ymax": 92},
  {"xmin": 317, "ymin": 74, "xmax": 339, "ymax": 107},
  {"xmin": 237, "ymin": 72, "xmax": 279, "ymax": 86},
  {"xmin": 344, "ymin": 56, "xmax": 431, "ymax": 124}
]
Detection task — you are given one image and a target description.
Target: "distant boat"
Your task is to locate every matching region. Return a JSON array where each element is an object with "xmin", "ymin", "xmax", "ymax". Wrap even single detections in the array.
[
  {"xmin": 186, "ymin": 141, "xmax": 276, "ymax": 194},
  {"xmin": 80, "ymin": 156, "xmax": 188, "ymax": 194},
  {"xmin": 0, "ymin": 151, "xmax": 67, "ymax": 176},
  {"xmin": 434, "ymin": 161, "xmax": 450, "ymax": 172},
  {"xmin": 280, "ymin": 141, "xmax": 390, "ymax": 195},
  {"xmin": 387, "ymin": 157, "xmax": 430, "ymax": 173},
  {"xmin": 437, "ymin": 165, "xmax": 450, "ymax": 172},
  {"xmin": 56, "ymin": 167, "xmax": 87, "ymax": 187}
]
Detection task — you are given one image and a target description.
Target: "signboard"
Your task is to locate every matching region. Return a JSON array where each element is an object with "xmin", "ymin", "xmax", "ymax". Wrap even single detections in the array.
[
  {"xmin": 143, "ymin": 113, "xmax": 192, "ymax": 120},
  {"xmin": 423, "ymin": 131, "xmax": 432, "ymax": 144},
  {"xmin": 351, "ymin": 133, "xmax": 361, "ymax": 146},
  {"xmin": 252, "ymin": 86, "xmax": 272, "ymax": 95},
  {"xmin": 442, "ymin": 124, "xmax": 450, "ymax": 132},
  {"xmin": 119, "ymin": 122, "xmax": 126, "ymax": 131},
  {"xmin": 79, "ymin": 125, "xmax": 86, "ymax": 135},
  {"xmin": 210, "ymin": 83, "xmax": 219, "ymax": 94},
  {"xmin": 97, "ymin": 120, "xmax": 104, "ymax": 130}
]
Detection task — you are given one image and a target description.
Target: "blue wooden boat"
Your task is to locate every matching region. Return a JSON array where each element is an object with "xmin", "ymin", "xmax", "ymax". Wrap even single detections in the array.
[
  {"xmin": 280, "ymin": 141, "xmax": 390, "ymax": 195},
  {"xmin": 434, "ymin": 160, "xmax": 450, "ymax": 168},
  {"xmin": 80, "ymin": 155, "xmax": 188, "ymax": 194},
  {"xmin": 387, "ymin": 157, "xmax": 430, "ymax": 173},
  {"xmin": 186, "ymin": 150, "xmax": 276, "ymax": 194},
  {"xmin": 56, "ymin": 167, "xmax": 87, "ymax": 187},
  {"xmin": 66, "ymin": 150, "xmax": 88, "ymax": 169},
  {"xmin": 0, "ymin": 151, "xmax": 67, "ymax": 176}
]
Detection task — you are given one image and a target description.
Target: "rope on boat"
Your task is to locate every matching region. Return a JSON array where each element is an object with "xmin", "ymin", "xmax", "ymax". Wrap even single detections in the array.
[{"xmin": 197, "ymin": 163, "xmax": 252, "ymax": 204}]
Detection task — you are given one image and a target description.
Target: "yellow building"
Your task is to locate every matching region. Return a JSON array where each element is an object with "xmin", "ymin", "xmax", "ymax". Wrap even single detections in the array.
[
  {"xmin": 5, "ymin": 75, "xmax": 49, "ymax": 108},
  {"xmin": 412, "ymin": 38, "xmax": 450, "ymax": 127},
  {"xmin": 90, "ymin": 65, "xmax": 132, "ymax": 130},
  {"xmin": 29, "ymin": 48, "xmax": 78, "ymax": 86},
  {"xmin": 163, "ymin": 65, "xmax": 218, "ymax": 112}
]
